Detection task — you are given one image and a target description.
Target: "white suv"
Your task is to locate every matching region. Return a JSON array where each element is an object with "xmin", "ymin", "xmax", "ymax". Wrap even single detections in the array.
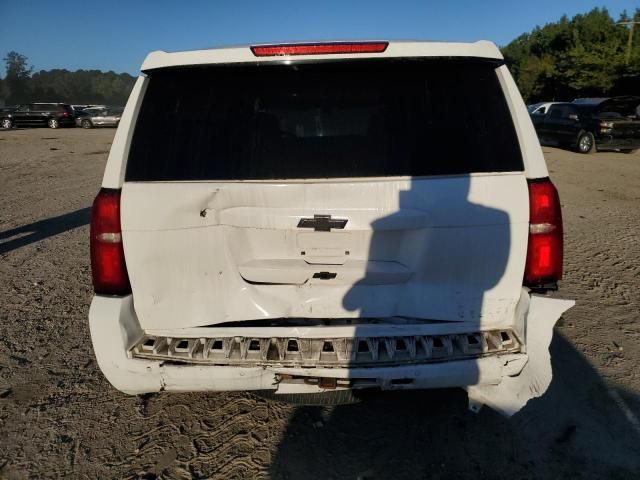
[{"xmin": 89, "ymin": 41, "xmax": 573, "ymax": 415}]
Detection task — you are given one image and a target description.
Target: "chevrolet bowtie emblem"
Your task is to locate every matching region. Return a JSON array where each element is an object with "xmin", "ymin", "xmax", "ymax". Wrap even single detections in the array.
[{"xmin": 297, "ymin": 214, "xmax": 348, "ymax": 232}]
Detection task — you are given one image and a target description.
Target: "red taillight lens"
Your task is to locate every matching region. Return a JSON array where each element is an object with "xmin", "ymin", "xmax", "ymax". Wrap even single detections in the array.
[
  {"xmin": 63, "ymin": 111, "xmax": 69, "ymax": 117},
  {"xmin": 524, "ymin": 178, "xmax": 563, "ymax": 287},
  {"xmin": 90, "ymin": 188, "xmax": 131, "ymax": 295},
  {"xmin": 250, "ymin": 42, "xmax": 388, "ymax": 57}
]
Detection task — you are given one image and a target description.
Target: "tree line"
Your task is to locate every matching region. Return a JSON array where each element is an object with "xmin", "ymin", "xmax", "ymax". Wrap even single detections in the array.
[
  {"xmin": 502, "ymin": 7, "xmax": 640, "ymax": 102},
  {"xmin": 0, "ymin": 52, "xmax": 136, "ymax": 106},
  {"xmin": 1, "ymin": 7, "xmax": 638, "ymax": 107}
]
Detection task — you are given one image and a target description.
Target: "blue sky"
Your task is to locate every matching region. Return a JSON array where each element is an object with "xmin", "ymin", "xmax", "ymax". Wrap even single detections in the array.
[{"xmin": 0, "ymin": 0, "xmax": 636, "ymax": 75}]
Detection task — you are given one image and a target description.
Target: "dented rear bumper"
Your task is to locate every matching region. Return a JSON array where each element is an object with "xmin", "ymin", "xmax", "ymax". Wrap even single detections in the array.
[{"xmin": 89, "ymin": 292, "xmax": 573, "ymax": 416}]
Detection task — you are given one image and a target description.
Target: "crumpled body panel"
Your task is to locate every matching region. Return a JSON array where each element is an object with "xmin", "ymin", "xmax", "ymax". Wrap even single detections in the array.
[
  {"xmin": 121, "ymin": 175, "xmax": 529, "ymax": 330},
  {"xmin": 89, "ymin": 291, "xmax": 573, "ymax": 417},
  {"xmin": 466, "ymin": 294, "xmax": 575, "ymax": 416}
]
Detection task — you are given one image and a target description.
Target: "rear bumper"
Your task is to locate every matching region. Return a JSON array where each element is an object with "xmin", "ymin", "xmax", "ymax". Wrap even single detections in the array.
[{"xmin": 89, "ymin": 292, "xmax": 574, "ymax": 415}]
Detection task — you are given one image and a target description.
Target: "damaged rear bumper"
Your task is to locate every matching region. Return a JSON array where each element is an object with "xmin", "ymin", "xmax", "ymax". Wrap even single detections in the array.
[{"xmin": 89, "ymin": 292, "xmax": 573, "ymax": 415}]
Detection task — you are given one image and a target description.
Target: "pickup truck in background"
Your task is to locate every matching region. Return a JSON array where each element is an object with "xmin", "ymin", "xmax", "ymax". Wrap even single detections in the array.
[
  {"xmin": 530, "ymin": 96, "xmax": 640, "ymax": 154},
  {"xmin": 88, "ymin": 40, "xmax": 574, "ymax": 416}
]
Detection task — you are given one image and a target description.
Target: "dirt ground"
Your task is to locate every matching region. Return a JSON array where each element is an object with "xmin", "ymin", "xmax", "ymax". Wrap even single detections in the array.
[{"xmin": 1, "ymin": 127, "xmax": 639, "ymax": 479}]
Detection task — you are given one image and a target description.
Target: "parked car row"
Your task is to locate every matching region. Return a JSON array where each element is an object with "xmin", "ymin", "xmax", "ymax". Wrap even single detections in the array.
[
  {"xmin": 528, "ymin": 96, "xmax": 640, "ymax": 154},
  {"xmin": 0, "ymin": 103, "xmax": 123, "ymax": 129}
]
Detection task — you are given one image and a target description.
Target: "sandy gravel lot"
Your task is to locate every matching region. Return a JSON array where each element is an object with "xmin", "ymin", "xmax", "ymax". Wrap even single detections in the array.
[{"xmin": 1, "ymin": 128, "xmax": 639, "ymax": 479}]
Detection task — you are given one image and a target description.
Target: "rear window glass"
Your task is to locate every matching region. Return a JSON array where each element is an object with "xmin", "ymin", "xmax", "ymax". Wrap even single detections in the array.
[
  {"xmin": 598, "ymin": 101, "xmax": 640, "ymax": 118},
  {"xmin": 126, "ymin": 59, "xmax": 523, "ymax": 181}
]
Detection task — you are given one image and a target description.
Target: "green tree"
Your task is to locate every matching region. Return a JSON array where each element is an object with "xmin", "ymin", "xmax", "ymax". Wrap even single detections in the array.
[
  {"xmin": 2, "ymin": 52, "xmax": 136, "ymax": 106},
  {"xmin": 0, "ymin": 77, "xmax": 8, "ymax": 105},
  {"xmin": 502, "ymin": 7, "xmax": 640, "ymax": 102},
  {"xmin": 3, "ymin": 51, "xmax": 33, "ymax": 104}
]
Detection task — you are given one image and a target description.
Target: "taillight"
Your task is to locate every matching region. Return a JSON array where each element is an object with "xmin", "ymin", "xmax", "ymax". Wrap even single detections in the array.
[
  {"xmin": 250, "ymin": 42, "xmax": 388, "ymax": 57},
  {"xmin": 524, "ymin": 178, "xmax": 563, "ymax": 287},
  {"xmin": 62, "ymin": 111, "xmax": 69, "ymax": 117},
  {"xmin": 90, "ymin": 188, "xmax": 131, "ymax": 295}
]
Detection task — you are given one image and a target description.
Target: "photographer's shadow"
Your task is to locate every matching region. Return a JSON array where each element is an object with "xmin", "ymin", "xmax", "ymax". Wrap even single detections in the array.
[
  {"xmin": 270, "ymin": 175, "xmax": 514, "ymax": 477},
  {"xmin": 268, "ymin": 177, "xmax": 640, "ymax": 478}
]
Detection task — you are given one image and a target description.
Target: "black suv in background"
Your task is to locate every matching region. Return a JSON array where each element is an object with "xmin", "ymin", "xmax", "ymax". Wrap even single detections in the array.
[
  {"xmin": 1, "ymin": 103, "xmax": 76, "ymax": 129},
  {"xmin": 531, "ymin": 96, "xmax": 640, "ymax": 154}
]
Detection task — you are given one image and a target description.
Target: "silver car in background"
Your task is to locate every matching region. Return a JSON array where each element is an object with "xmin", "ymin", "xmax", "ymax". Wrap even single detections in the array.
[{"xmin": 76, "ymin": 107, "xmax": 123, "ymax": 128}]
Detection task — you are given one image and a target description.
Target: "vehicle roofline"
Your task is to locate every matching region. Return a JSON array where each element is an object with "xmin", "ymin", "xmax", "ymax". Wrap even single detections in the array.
[{"xmin": 140, "ymin": 40, "xmax": 503, "ymax": 71}]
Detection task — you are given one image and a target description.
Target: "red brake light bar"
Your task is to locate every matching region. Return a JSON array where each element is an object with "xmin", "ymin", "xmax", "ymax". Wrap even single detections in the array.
[{"xmin": 250, "ymin": 42, "xmax": 389, "ymax": 57}]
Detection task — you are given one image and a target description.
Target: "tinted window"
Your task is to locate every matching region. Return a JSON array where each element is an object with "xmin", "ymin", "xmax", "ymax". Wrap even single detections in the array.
[
  {"xmin": 127, "ymin": 59, "xmax": 523, "ymax": 181},
  {"xmin": 564, "ymin": 106, "xmax": 578, "ymax": 118},
  {"xmin": 550, "ymin": 105, "xmax": 580, "ymax": 119},
  {"xmin": 597, "ymin": 99, "xmax": 639, "ymax": 117},
  {"xmin": 32, "ymin": 104, "xmax": 60, "ymax": 112},
  {"xmin": 549, "ymin": 106, "xmax": 564, "ymax": 118}
]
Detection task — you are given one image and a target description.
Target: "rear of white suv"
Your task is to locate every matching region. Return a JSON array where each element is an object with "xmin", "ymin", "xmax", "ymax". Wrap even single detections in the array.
[{"xmin": 89, "ymin": 41, "xmax": 573, "ymax": 415}]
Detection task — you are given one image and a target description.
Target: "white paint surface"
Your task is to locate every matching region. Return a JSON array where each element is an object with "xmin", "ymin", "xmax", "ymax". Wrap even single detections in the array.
[
  {"xmin": 121, "ymin": 174, "xmax": 529, "ymax": 329},
  {"xmin": 101, "ymin": 76, "xmax": 147, "ymax": 188},
  {"xmin": 495, "ymin": 65, "xmax": 549, "ymax": 179}
]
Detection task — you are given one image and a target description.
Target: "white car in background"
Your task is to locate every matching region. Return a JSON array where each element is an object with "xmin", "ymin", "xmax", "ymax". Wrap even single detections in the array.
[{"xmin": 88, "ymin": 40, "xmax": 573, "ymax": 415}]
